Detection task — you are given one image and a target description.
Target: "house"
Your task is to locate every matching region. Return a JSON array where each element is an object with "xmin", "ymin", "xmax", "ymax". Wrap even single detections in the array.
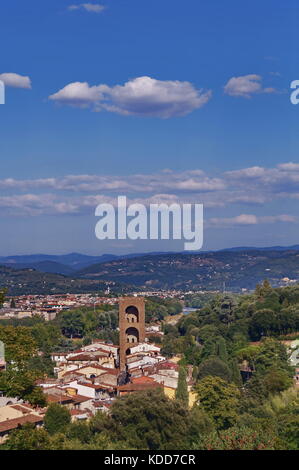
[
  {"xmin": 117, "ymin": 380, "xmax": 162, "ymax": 397},
  {"xmin": 0, "ymin": 403, "xmax": 45, "ymax": 444}
]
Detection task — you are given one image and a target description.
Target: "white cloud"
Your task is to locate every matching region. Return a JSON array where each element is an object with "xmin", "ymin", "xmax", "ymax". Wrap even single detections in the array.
[
  {"xmin": 49, "ymin": 76, "xmax": 212, "ymax": 118},
  {"xmin": 226, "ymin": 163, "xmax": 299, "ymax": 188},
  {"xmin": 68, "ymin": 3, "xmax": 106, "ymax": 13},
  {"xmin": 208, "ymin": 213, "xmax": 297, "ymax": 227},
  {"xmin": 0, "ymin": 170, "xmax": 225, "ymax": 194},
  {"xmin": 0, "ymin": 73, "xmax": 31, "ymax": 89},
  {"xmin": 1, "ymin": 164, "xmax": 299, "ymax": 219},
  {"xmin": 49, "ymin": 82, "xmax": 102, "ymax": 107},
  {"xmin": 224, "ymin": 74, "xmax": 276, "ymax": 98}
]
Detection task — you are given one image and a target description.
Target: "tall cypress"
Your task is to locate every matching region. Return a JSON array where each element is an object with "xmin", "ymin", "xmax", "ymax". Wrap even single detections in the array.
[
  {"xmin": 175, "ymin": 366, "xmax": 189, "ymax": 407},
  {"xmin": 230, "ymin": 358, "xmax": 242, "ymax": 386},
  {"xmin": 217, "ymin": 337, "xmax": 229, "ymax": 364}
]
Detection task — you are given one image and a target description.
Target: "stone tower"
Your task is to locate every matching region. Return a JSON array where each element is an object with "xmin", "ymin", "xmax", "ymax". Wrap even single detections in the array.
[{"xmin": 119, "ymin": 297, "xmax": 145, "ymax": 371}]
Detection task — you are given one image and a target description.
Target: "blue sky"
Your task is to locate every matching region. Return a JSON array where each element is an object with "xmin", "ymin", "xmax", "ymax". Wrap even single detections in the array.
[{"xmin": 0, "ymin": 0, "xmax": 299, "ymax": 255}]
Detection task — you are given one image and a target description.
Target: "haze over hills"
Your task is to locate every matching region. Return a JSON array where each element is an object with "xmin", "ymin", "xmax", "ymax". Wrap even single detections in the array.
[
  {"xmin": 1, "ymin": 245, "xmax": 299, "ymax": 295},
  {"xmin": 77, "ymin": 249, "xmax": 299, "ymax": 292},
  {"xmin": 2, "ymin": 244, "xmax": 299, "ymax": 274}
]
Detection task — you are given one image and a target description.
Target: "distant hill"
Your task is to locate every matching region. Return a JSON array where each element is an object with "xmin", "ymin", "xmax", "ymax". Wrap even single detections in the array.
[
  {"xmin": 0, "ymin": 261, "xmax": 76, "ymax": 276},
  {"xmin": 0, "ymin": 251, "xmax": 170, "ymax": 275},
  {"xmin": 0, "ymin": 253, "xmax": 119, "ymax": 271},
  {"xmin": 1, "ymin": 246, "xmax": 299, "ymax": 294},
  {"xmin": 218, "ymin": 245, "xmax": 299, "ymax": 252},
  {"xmin": 76, "ymin": 249, "xmax": 299, "ymax": 292},
  {"xmin": 0, "ymin": 265, "xmax": 121, "ymax": 296}
]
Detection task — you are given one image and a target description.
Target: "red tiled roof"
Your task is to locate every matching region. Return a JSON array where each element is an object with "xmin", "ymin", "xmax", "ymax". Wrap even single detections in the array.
[
  {"xmin": 132, "ymin": 376, "xmax": 156, "ymax": 384},
  {"xmin": 0, "ymin": 414, "xmax": 43, "ymax": 434},
  {"xmin": 70, "ymin": 394, "xmax": 91, "ymax": 403},
  {"xmin": 117, "ymin": 381, "xmax": 161, "ymax": 392},
  {"xmin": 10, "ymin": 404, "xmax": 34, "ymax": 414},
  {"xmin": 46, "ymin": 394, "xmax": 73, "ymax": 404}
]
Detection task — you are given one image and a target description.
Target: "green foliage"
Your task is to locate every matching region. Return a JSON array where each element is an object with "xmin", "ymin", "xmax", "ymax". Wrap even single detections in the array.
[
  {"xmin": 65, "ymin": 421, "xmax": 93, "ymax": 444},
  {"xmin": 216, "ymin": 337, "xmax": 229, "ymax": 363},
  {"xmin": 175, "ymin": 366, "xmax": 189, "ymax": 406},
  {"xmin": 197, "ymin": 358, "xmax": 232, "ymax": 382},
  {"xmin": 230, "ymin": 358, "xmax": 242, "ymax": 386},
  {"xmin": 0, "ymin": 288, "xmax": 7, "ymax": 307},
  {"xmin": 44, "ymin": 404, "xmax": 71, "ymax": 435},
  {"xmin": 0, "ymin": 368, "xmax": 47, "ymax": 406},
  {"xmin": 194, "ymin": 376, "xmax": 241, "ymax": 430},
  {"xmin": 145, "ymin": 297, "xmax": 182, "ymax": 323},
  {"xmin": 197, "ymin": 425, "xmax": 278, "ymax": 450},
  {"xmin": 109, "ymin": 389, "xmax": 194, "ymax": 450},
  {"xmin": 5, "ymin": 424, "xmax": 51, "ymax": 450},
  {"xmin": 0, "ymin": 326, "xmax": 37, "ymax": 364}
]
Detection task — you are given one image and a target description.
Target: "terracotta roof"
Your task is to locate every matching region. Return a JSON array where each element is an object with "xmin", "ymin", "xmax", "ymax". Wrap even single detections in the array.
[
  {"xmin": 77, "ymin": 364, "xmax": 119, "ymax": 374},
  {"xmin": 70, "ymin": 409, "xmax": 87, "ymax": 416},
  {"xmin": 117, "ymin": 381, "xmax": 161, "ymax": 392},
  {"xmin": 46, "ymin": 394, "xmax": 73, "ymax": 404},
  {"xmin": 0, "ymin": 414, "xmax": 43, "ymax": 434},
  {"xmin": 71, "ymin": 394, "xmax": 91, "ymax": 403},
  {"xmin": 10, "ymin": 404, "xmax": 34, "ymax": 414},
  {"xmin": 67, "ymin": 354, "xmax": 97, "ymax": 361},
  {"xmin": 132, "ymin": 376, "xmax": 156, "ymax": 384},
  {"xmin": 93, "ymin": 401, "xmax": 113, "ymax": 408},
  {"xmin": 77, "ymin": 382, "xmax": 115, "ymax": 391}
]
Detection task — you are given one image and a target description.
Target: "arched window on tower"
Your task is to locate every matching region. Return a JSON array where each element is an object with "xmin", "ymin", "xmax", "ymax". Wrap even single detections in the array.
[
  {"xmin": 125, "ymin": 306, "xmax": 139, "ymax": 324},
  {"xmin": 125, "ymin": 327, "xmax": 139, "ymax": 344}
]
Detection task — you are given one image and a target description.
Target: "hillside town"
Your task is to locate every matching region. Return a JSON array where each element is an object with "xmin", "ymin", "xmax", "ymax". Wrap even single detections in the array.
[
  {"xmin": 0, "ymin": 281, "xmax": 299, "ymax": 450},
  {"xmin": 0, "ymin": 291, "xmax": 188, "ymax": 322},
  {"xmin": 0, "ymin": 297, "xmax": 198, "ymax": 443}
]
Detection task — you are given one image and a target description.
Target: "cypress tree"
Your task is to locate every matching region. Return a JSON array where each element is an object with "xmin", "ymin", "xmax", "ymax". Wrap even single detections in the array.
[
  {"xmin": 230, "ymin": 358, "xmax": 242, "ymax": 387},
  {"xmin": 175, "ymin": 366, "xmax": 189, "ymax": 407},
  {"xmin": 217, "ymin": 337, "xmax": 229, "ymax": 364}
]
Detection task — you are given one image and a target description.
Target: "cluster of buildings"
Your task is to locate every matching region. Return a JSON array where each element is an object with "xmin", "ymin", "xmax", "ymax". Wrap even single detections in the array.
[
  {"xmin": 0, "ymin": 297, "xmax": 196, "ymax": 443},
  {"xmin": 0, "ymin": 290, "xmax": 186, "ymax": 322},
  {"xmin": 0, "ymin": 293, "xmax": 119, "ymax": 321}
]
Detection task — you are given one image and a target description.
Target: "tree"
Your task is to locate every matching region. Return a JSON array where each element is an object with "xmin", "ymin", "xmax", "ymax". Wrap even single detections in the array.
[
  {"xmin": 216, "ymin": 337, "xmax": 229, "ymax": 363},
  {"xmin": 197, "ymin": 358, "xmax": 232, "ymax": 383},
  {"xmin": 230, "ymin": 359, "xmax": 242, "ymax": 387},
  {"xmin": 175, "ymin": 366, "xmax": 189, "ymax": 406},
  {"xmin": 44, "ymin": 404, "xmax": 71, "ymax": 435},
  {"xmin": 0, "ymin": 326, "xmax": 37, "ymax": 364},
  {"xmin": 5, "ymin": 423, "xmax": 51, "ymax": 450},
  {"xmin": 0, "ymin": 368, "xmax": 46, "ymax": 406},
  {"xmin": 194, "ymin": 376, "xmax": 241, "ymax": 430},
  {"xmin": 262, "ymin": 368, "xmax": 293, "ymax": 395},
  {"xmin": 59, "ymin": 311, "xmax": 84, "ymax": 338},
  {"xmin": 0, "ymin": 289, "xmax": 7, "ymax": 308},
  {"xmin": 109, "ymin": 389, "xmax": 193, "ymax": 450},
  {"xmin": 255, "ymin": 338, "xmax": 292, "ymax": 374},
  {"xmin": 66, "ymin": 421, "xmax": 92, "ymax": 444},
  {"xmin": 249, "ymin": 309, "xmax": 277, "ymax": 340},
  {"xmin": 197, "ymin": 426, "xmax": 278, "ymax": 450},
  {"xmin": 277, "ymin": 414, "xmax": 299, "ymax": 450}
]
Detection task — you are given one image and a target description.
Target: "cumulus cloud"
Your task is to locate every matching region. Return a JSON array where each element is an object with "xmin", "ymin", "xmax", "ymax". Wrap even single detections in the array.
[
  {"xmin": 225, "ymin": 162, "xmax": 299, "ymax": 189},
  {"xmin": 68, "ymin": 3, "xmax": 106, "ymax": 13},
  {"xmin": 49, "ymin": 82, "xmax": 101, "ymax": 107},
  {"xmin": 0, "ymin": 73, "xmax": 31, "ymax": 89},
  {"xmin": 208, "ymin": 213, "xmax": 298, "ymax": 227},
  {"xmin": 49, "ymin": 76, "xmax": 212, "ymax": 118},
  {"xmin": 0, "ymin": 170, "xmax": 225, "ymax": 194},
  {"xmin": 224, "ymin": 74, "xmax": 276, "ymax": 98},
  {"xmin": 1, "ymin": 164, "xmax": 299, "ymax": 220}
]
